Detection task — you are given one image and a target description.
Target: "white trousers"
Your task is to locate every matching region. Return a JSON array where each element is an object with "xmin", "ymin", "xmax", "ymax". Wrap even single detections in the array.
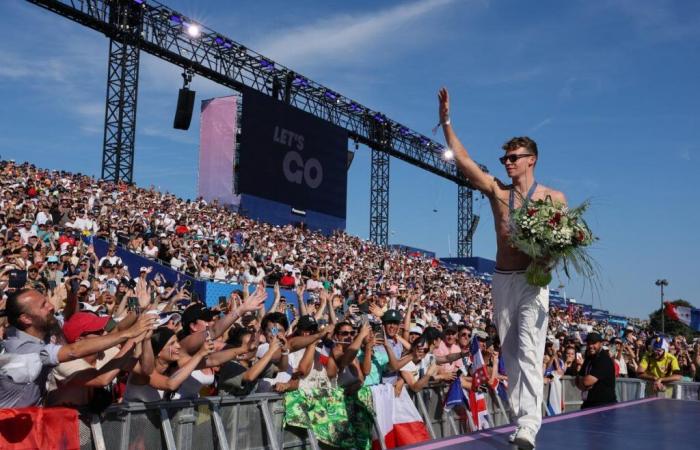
[{"xmin": 492, "ymin": 271, "xmax": 549, "ymax": 433}]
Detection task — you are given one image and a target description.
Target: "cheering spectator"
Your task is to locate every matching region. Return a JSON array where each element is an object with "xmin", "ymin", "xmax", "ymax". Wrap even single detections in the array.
[
  {"xmin": 400, "ymin": 337, "xmax": 439, "ymax": 392},
  {"xmin": 46, "ymin": 312, "xmax": 151, "ymax": 409},
  {"xmin": 0, "ymin": 288, "xmax": 155, "ymax": 407}
]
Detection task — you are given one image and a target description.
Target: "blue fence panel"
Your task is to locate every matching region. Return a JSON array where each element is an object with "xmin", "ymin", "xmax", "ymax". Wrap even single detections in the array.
[{"xmin": 204, "ymin": 281, "xmax": 310, "ymax": 314}]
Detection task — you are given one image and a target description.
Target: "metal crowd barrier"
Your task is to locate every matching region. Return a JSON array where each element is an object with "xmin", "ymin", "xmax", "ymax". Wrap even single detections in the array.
[
  {"xmin": 81, "ymin": 394, "xmax": 312, "ymax": 450},
  {"xmin": 70, "ymin": 379, "xmax": 700, "ymax": 450}
]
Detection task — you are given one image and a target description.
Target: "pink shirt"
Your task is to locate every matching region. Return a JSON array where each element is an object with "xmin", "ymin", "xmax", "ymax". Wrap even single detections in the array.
[{"xmin": 434, "ymin": 341, "xmax": 463, "ymax": 371}]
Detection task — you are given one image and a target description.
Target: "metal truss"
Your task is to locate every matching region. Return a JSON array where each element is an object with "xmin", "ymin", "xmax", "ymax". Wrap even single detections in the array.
[
  {"xmin": 27, "ymin": 0, "xmax": 485, "ymax": 248},
  {"xmin": 27, "ymin": 0, "xmax": 487, "ymax": 186},
  {"xmin": 97, "ymin": 1, "xmax": 142, "ymax": 182},
  {"xmin": 102, "ymin": 36, "xmax": 141, "ymax": 182},
  {"xmin": 457, "ymin": 185, "xmax": 473, "ymax": 257},
  {"xmin": 369, "ymin": 148, "xmax": 390, "ymax": 247}
]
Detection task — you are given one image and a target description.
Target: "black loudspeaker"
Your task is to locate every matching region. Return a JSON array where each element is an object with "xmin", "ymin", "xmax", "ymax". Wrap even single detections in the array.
[
  {"xmin": 173, "ymin": 88, "xmax": 196, "ymax": 130},
  {"xmin": 347, "ymin": 150, "xmax": 355, "ymax": 170}
]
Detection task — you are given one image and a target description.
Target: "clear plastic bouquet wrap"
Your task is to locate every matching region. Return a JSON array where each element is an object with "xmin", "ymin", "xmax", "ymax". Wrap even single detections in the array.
[{"xmin": 509, "ymin": 197, "xmax": 598, "ymax": 287}]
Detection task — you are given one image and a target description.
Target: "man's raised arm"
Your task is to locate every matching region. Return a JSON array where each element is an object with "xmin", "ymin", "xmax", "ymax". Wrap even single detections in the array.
[{"xmin": 439, "ymin": 87, "xmax": 495, "ymax": 196}]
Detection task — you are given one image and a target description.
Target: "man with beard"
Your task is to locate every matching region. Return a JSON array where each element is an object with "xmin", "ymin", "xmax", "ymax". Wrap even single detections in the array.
[
  {"xmin": 575, "ymin": 332, "xmax": 617, "ymax": 408},
  {"xmin": 0, "ymin": 288, "xmax": 155, "ymax": 407},
  {"xmin": 637, "ymin": 336, "xmax": 682, "ymax": 395}
]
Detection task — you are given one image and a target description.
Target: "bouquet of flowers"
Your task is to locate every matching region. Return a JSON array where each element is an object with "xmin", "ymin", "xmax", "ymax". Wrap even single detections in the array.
[{"xmin": 509, "ymin": 197, "xmax": 597, "ymax": 287}]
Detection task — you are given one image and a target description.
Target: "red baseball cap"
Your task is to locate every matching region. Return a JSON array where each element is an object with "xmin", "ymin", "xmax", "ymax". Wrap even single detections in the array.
[{"xmin": 63, "ymin": 312, "xmax": 110, "ymax": 344}]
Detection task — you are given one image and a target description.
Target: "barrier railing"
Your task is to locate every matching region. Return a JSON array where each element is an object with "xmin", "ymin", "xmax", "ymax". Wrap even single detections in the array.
[
  {"xmin": 671, "ymin": 381, "xmax": 700, "ymax": 401},
  {"xmin": 49, "ymin": 379, "xmax": 700, "ymax": 450}
]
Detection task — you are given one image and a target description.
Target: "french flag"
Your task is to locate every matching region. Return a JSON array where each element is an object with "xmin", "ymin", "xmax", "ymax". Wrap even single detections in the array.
[
  {"xmin": 665, "ymin": 302, "xmax": 700, "ymax": 331},
  {"xmin": 545, "ymin": 373, "xmax": 564, "ymax": 416},
  {"xmin": 371, "ymin": 384, "xmax": 430, "ymax": 449},
  {"xmin": 495, "ymin": 357, "xmax": 510, "ymax": 405}
]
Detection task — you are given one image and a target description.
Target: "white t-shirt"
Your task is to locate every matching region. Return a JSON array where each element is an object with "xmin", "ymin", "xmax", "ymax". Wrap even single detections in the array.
[
  {"xmin": 46, "ymin": 347, "xmax": 119, "ymax": 406},
  {"xmin": 214, "ymin": 267, "xmax": 228, "ymax": 281},
  {"xmin": 255, "ymin": 343, "xmax": 293, "ymax": 392},
  {"xmin": 401, "ymin": 356, "xmax": 432, "ymax": 382},
  {"xmin": 143, "ymin": 245, "xmax": 159, "ymax": 259}
]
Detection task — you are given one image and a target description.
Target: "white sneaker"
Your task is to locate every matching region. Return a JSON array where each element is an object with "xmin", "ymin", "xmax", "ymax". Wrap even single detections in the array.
[
  {"xmin": 512, "ymin": 427, "xmax": 536, "ymax": 450},
  {"xmin": 508, "ymin": 427, "xmax": 520, "ymax": 443}
]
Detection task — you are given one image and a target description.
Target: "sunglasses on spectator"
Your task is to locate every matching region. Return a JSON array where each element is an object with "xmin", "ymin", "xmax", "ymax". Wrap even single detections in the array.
[
  {"xmin": 337, "ymin": 330, "xmax": 355, "ymax": 337},
  {"xmin": 499, "ymin": 153, "xmax": 533, "ymax": 165},
  {"xmin": 459, "ymin": 333, "xmax": 471, "ymax": 338}
]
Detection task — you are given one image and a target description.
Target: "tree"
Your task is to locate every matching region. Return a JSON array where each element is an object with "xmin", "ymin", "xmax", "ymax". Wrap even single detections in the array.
[{"xmin": 648, "ymin": 299, "xmax": 698, "ymax": 340}]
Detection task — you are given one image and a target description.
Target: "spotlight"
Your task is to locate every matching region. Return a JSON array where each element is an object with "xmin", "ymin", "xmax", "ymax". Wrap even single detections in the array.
[
  {"xmin": 324, "ymin": 90, "xmax": 337, "ymax": 101},
  {"xmin": 186, "ymin": 23, "xmax": 201, "ymax": 38},
  {"xmin": 443, "ymin": 148, "xmax": 454, "ymax": 160},
  {"xmin": 293, "ymin": 76, "xmax": 309, "ymax": 87}
]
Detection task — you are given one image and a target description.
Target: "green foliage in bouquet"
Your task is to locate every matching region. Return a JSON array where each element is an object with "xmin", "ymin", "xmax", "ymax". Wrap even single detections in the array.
[{"xmin": 509, "ymin": 196, "xmax": 598, "ymax": 287}]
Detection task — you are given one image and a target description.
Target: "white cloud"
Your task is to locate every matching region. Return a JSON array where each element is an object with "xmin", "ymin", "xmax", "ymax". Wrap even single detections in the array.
[
  {"xmin": 530, "ymin": 117, "xmax": 552, "ymax": 133},
  {"xmin": 255, "ymin": 0, "xmax": 462, "ymax": 70},
  {"xmin": 141, "ymin": 126, "xmax": 199, "ymax": 145}
]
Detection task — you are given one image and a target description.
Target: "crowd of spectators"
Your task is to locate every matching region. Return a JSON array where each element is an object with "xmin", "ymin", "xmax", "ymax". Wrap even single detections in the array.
[{"xmin": 0, "ymin": 160, "xmax": 698, "ymax": 446}]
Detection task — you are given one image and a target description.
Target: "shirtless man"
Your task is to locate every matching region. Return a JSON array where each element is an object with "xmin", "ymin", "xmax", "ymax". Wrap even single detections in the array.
[{"xmin": 438, "ymin": 88, "xmax": 566, "ymax": 450}]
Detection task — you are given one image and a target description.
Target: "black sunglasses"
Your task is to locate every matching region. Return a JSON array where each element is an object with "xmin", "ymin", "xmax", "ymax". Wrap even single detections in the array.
[
  {"xmin": 499, "ymin": 153, "xmax": 533, "ymax": 165},
  {"xmin": 337, "ymin": 330, "xmax": 355, "ymax": 337}
]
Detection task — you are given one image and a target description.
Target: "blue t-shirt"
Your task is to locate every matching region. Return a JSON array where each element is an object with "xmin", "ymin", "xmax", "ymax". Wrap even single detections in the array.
[{"xmin": 358, "ymin": 346, "xmax": 389, "ymax": 386}]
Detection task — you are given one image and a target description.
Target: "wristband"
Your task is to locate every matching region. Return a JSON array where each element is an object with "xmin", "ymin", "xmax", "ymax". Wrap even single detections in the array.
[
  {"xmin": 432, "ymin": 117, "xmax": 451, "ymax": 135},
  {"xmin": 281, "ymin": 350, "xmax": 290, "ymax": 356}
]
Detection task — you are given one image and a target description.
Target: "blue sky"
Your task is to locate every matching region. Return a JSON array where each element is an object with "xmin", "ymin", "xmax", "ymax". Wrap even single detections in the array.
[{"xmin": 1, "ymin": 0, "xmax": 698, "ymax": 319}]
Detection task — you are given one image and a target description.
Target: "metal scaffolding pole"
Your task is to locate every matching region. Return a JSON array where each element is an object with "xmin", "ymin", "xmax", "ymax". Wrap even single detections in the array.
[
  {"xmin": 101, "ymin": 0, "xmax": 142, "ymax": 182},
  {"xmin": 457, "ymin": 185, "xmax": 473, "ymax": 257},
  {"xmin": 369, "ymin": 148, "xmax": 390, "ymax": 247}
]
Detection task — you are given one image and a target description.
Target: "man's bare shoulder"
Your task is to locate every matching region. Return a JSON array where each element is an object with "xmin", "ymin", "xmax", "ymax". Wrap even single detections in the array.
[
  {"xmin": 537, "ymin": 184, "xmax": 567, "ymax": 205},
  {"xmin": 492, "ymin": 178, "xmax": 512, "ymax": 198}
]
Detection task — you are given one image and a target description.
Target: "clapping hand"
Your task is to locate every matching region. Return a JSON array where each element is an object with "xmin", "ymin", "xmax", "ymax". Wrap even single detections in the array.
[{"xmin": 369, "ymin": 303, "xmax": 383, "ymax": 319}]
